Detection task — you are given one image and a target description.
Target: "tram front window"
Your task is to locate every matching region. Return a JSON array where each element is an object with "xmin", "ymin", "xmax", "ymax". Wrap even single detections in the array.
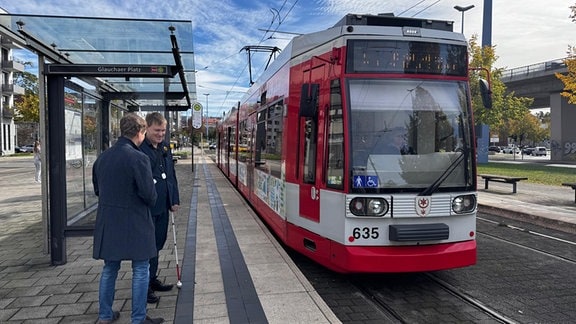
[{"xmin": 348, "ymin": 79, "xmax": 473, "ymax": 191}]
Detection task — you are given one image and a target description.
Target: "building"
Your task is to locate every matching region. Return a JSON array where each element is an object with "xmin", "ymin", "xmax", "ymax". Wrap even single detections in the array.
[{"xmin": 0, "ymin": 7, "xmax": 25, "ymax": 155}]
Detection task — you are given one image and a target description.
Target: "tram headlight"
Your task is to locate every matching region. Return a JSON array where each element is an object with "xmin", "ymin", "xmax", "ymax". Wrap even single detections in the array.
[
  {"xmin": 349, "ymin": 197, "xmax": 389, "ymax": 217},
  {"xmin": 452, "ymin": 194, "xmax": 476, "ymax": 214}
]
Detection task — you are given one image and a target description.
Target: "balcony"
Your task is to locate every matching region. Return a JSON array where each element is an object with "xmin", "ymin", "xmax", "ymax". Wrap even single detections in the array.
[
  {"xmin": 1, "ymin": 59, "xmax": 25, "ymax": 72},
  {"xmin": 2, "ymin": 106, "xmax": 15, "ymax": 118},
  {"xmin": 1, "ymin": 83, "xmax": 25, "ymax": 95}
]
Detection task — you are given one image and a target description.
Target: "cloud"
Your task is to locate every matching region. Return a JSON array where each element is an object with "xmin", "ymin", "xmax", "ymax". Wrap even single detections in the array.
[{"xmin": 4, "ymin": 0, "xmax": 576, "ymax": 115}]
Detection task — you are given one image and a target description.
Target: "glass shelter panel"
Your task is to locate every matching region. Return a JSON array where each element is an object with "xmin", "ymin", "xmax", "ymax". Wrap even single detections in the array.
[
  {"xmin": 82, "ymin": 94, "xmax": 99, "ymax": 212},
  {"xmin": 64, "ymin": 87, "xmax": 85, "ymax": 218}
]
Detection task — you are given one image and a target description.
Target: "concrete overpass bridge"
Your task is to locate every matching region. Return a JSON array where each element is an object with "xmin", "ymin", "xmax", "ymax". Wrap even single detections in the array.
[{"xmin": 501, "ymin": 58, "xmax": 576, "ymax": 161}]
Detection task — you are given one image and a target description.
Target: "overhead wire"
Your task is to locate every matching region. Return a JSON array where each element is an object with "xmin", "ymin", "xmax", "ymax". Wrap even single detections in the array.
[
  {"xmin": 397, "ymin": 0, "xmax": 428, "ymax": 17},
  {"xmin": 217, "ymin": 0, "xmax": 298, "ymax": 112},
  {"xmin": 411, "ymin": 0, "xmax": 442, "ymax": 17}
]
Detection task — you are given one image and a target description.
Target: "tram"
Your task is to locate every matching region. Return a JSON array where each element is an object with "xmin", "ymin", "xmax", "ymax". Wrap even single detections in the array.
[{"xmin": 216, "ymin": 14, "xmax": 490, "ymax": 273}]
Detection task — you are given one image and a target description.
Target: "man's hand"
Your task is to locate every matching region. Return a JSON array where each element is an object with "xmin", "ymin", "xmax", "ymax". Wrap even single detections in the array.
[{"xmin": 170, "ymin": 204, "xmax": 180, "ymax": 212}]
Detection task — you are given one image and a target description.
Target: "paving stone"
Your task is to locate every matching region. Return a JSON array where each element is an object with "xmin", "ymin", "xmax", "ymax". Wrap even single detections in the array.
[
  {"xmin": 49, "ymin": 302, "xmax": 91, "ymax": 317},
  {"xmin": 43, "ymin": 292, "xmax": 82, "ymax": 305},
  {"xmin": 8, "ymin": 305, "xmax": 56, "ymax": 320},
  {"xmin": 7, "ymin": 295, "xmax": 50, "ymax": 308}
]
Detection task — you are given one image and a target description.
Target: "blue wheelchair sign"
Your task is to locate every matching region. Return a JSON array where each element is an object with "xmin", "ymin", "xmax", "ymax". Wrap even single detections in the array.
[{"xmin": 353, "ymin": 175, "xmax": 379, "ymax": 188}]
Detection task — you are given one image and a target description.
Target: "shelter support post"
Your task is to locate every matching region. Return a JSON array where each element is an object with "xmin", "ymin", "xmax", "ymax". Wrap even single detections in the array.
[{"xmin": 47, "ymin": 75, "xmax": 68, "ymax": 265}]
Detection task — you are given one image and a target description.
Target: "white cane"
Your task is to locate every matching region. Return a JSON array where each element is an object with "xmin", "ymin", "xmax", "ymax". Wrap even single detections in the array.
[{"xmin": 170, "ymin": 211, "xmax": 182, "ymax": 288}]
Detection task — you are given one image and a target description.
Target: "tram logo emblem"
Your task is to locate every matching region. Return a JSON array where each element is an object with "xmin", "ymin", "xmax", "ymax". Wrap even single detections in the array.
[{"xmin": 416, "ymin": 196, "xmax": 431, "ymax": 217}]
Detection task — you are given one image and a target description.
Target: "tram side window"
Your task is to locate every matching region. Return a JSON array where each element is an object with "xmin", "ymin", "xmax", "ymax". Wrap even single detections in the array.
[
  {"xmin": 303, "ymin": 118, "xmax": 317, "ymax": 183},
  {"xmin": 255, "ymin": 109, "xmax": 266, "ymax": 165},
  {"xmin": 301, "ymin": 83, "xmax": 319, "ymax": 184},
  {"xmin": 238, "ymin": 120, "xmax": 251, "ymax": 162},
  {"xmin": 326, "ymin": 79, "xmax": 344, "ymax": 189},
  {"xmin": 255, "ymin": 102, "xmax": 283, "ymax": 178},
  {"xmin": 225, "ymin": 126, "xmax": 234, "ymax": 163}
]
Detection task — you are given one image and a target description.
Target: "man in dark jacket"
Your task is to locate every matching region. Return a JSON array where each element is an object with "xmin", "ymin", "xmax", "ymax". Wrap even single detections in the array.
[
  {"xmin": 140, "ymin": 112, "xmax": 180, "ymax": 303},
  {"xmin": 93, "ymin": 113, "xmax": 163, "ymax": 324}
]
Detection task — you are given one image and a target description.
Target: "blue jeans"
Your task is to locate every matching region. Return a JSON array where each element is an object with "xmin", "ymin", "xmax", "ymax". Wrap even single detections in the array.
[{"xmin": 99, "ymin": 259, "xmax": 149, "ymax": 324}]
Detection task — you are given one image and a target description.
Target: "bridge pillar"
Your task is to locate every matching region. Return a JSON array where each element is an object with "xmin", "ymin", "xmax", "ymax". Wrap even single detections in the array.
[{"xmin": 550, "ymin": 93, "xmax": 576, "ymax": 161}]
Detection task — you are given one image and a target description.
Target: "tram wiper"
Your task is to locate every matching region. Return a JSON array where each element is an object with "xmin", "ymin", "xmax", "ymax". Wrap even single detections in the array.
[{"xmin": 418, "ymin": 149, "xmax": 465, "ymax": 196}]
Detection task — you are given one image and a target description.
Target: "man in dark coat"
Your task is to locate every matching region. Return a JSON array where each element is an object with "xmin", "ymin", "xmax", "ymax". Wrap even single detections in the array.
[
  {"xmin": 93, "ymin": 113, "xmax": 164, "ymax": 324},
  {"xmin": 140, "ymin": 112, "xmax": 180, "ymax": 303}
]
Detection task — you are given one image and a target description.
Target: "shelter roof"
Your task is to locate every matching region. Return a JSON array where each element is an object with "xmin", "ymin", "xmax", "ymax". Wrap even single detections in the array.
[{"xmin": 0, "ymin": 13, "xmax": 195, "ymax": 110}]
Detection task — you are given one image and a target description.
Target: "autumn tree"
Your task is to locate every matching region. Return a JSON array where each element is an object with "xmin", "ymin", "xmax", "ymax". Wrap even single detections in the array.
[
  {"xmin": 468, "ymin": 34, "xmax": 534, "ymax": 143},
  {"xmin": 555, "ymin": 4, "xmax": 576, "ymax": 103},
  {"xmin": 13, "ymin": 65, "xmax": 40, "ymax": 123},
  {"xmin": 506, "ymin": 111, "xmax": 548, "ymax": 146}
]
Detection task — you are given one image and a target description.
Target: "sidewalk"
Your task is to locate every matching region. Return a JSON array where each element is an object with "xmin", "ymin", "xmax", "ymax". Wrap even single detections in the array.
[
  {"xmin": 478, "ymin": 155, "xmax": 576, "ymax": 234},
  {"xmin": 477, "ymin": 177, "xmax": 576, "ymax": 234},
  {"xmin": 0, "ymin": 153, "xmax": 338, "ymax": 323},
  {"xmin": 0, "ymin": 155, "xmax": 185, "ymax": 323}
]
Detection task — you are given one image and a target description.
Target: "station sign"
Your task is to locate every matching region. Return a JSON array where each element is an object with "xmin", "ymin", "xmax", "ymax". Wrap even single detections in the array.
[
  {"xmin": 45, "ymin": 64, "xmax": 176, "ymax": 77},
  {"xmin": 192, "ymin": 101, "xmax": 203, "ymax": 129}
]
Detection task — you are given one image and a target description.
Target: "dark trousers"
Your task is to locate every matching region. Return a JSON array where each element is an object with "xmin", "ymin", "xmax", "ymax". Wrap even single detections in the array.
[{"xmin": 149, "ymin": 210, "xmax": 169, "ymax": 283}]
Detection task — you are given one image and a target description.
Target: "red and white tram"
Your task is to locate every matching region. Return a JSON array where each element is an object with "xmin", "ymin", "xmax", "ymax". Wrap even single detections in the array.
[{"xmin": 216, "ymin": 14, "xmax": 487, "ymax": 273}]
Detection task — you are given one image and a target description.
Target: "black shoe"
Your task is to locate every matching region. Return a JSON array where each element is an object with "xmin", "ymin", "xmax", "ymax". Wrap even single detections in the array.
[
  {"xmin": 96, "ymin": 310, "xmax": 120, "ymax": 324},
  {"xmin": 150, "ymin": 278, "xmax": 173, "ymax": 292},
  {"xmin": 147, "ymin": 289, "xmax": 159, "ymax": 304},
  {"xmin": 142, "ymin": 315, "xmax": 164, "ymax": 324}
]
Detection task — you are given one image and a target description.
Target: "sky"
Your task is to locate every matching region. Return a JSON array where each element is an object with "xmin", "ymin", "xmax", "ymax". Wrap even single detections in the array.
[{"xmin": 1, "ymin": 0, "xmax": 575, "ymax": 116}]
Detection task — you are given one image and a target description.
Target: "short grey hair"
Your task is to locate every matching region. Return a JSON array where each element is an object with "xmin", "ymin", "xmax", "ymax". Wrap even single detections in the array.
[{"xmin": 120, "ymin": 113, "xmax": 147, "ymax": 138}]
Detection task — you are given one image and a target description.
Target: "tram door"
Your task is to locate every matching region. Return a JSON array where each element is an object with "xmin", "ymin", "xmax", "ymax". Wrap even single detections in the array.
[{"xmin": 298, "ymin": 68, "xmax": 325, "ymax": 222}]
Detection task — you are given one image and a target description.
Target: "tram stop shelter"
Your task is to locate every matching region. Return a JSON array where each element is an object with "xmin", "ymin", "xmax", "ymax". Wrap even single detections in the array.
[{"xmin": 0, "ymin": 13, "xmax": 196, "ymax": 265}]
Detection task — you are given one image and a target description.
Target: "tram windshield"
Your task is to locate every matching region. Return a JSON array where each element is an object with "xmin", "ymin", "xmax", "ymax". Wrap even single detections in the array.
[{"xmin": 348, "ymin": 79, "xmax": 473, "ymax": 191}]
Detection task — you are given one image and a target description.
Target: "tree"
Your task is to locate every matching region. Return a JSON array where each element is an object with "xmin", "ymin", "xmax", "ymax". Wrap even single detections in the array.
[
  {"xmin": 507, "ymin": 111, "xmax": 548, "ymax": 146},
  {"xmin": 467, "ymin": 34, "xmax": 533, "ymax": 140},
  {"xmin": 556, "ymin": 4, "xmax": 576, "ymax": 103},
  {"xmin": 13, "ymin": 65, "xmax": 40, "ymax": 123}
]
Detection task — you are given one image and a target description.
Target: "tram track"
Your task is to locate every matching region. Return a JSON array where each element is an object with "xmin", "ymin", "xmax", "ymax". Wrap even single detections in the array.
[
  {"xmin": 288, "ymin": 213, "xmax": 576, "ymax": 323},
  {"xmin": 424, "ymin": 273, "xmax": 519, "ymax": 324},
  {"xmin": 351, "ymin": 272, "xmax": 518, "ymax": 324},
  {"xmin": 477, "ymin": 216, "xmax": 576, "ymax": 264}
]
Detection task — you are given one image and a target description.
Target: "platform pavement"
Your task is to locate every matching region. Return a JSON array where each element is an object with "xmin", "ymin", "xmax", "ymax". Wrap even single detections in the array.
[
  {"xmin": 1, "ymin": 153, "xmax": 576, "ymax": 323},
  {"xmin": 0, "ymin": 152, "xmax": 339, "ymax": 324},
  {"xmin": 476, "ymin": 158, "xmax": 576, "ymax": 234}
]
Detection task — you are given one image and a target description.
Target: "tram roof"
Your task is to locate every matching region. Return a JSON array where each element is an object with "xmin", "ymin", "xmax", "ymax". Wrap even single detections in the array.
[
  {"xmin": 244, "ymin": 13, "xmax": 463, "ymax": 102},
  {"xmin": 0, "ymin": 13, "xmax": 196, "ymax": 111}
]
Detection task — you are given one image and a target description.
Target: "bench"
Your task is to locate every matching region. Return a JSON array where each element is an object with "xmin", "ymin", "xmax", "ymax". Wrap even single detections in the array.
[
  {"xmin": 479, "ymin": 174, "xmax": 528, "ymax": 194},
  {"xmin": 562, "ymin": 183, "xmax": 576, "ymax": 203}
]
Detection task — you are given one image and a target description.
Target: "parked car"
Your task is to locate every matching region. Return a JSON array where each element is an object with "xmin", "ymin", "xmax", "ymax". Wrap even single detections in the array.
[
  {"xmin": 16, "ymin": 144, "xmax": 34, "ymax": 153},
  {"xmin": 488, "ymin": 146, "xmax": 501, "ymax": 153},
  {"xmin": 532, "ymin": 147, "xmax": 547, "ymax": 156},
  {"xmin": 502, "ymin": 146, "xmax": 520, "ymax": 154},
  {"xmin": 522, "ymin": 147, "xmax": 535, "ymax": 155}
]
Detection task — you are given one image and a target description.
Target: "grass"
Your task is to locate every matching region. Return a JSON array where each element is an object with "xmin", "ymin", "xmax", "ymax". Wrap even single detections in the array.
[{"xmin": 477, "ymin": 162, "xmax": 576, "ymax": 186}]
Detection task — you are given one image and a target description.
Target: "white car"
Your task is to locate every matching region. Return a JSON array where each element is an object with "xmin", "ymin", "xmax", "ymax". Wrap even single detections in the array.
[
  {"xmin": 502, "ymin": 146, "xmax": 520, "ymax": 154},
  {"xmin": 532, "ymin": 147, "xmax": 547, "ymax": 156},
  {"xmin": 17, "ymin": 144, "xmax": 34, "ymax": 153}
]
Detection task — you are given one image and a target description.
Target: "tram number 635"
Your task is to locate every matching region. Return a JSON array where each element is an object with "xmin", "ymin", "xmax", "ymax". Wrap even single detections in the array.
[{"xmin": 352, "ymin": 227, "xmax": 380, "ymax": 239}]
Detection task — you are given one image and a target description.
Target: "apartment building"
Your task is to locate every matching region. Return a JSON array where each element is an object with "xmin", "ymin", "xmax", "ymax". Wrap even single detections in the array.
[{"xmin": 1, "ymin": 8, "xmax": 25, "ymax": 155}]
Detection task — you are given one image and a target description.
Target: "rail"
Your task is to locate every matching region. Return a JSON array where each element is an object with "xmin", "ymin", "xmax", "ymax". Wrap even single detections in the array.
[{"xmin": 501, "ymin": 57, "xmax": 567, "ymax": 79}]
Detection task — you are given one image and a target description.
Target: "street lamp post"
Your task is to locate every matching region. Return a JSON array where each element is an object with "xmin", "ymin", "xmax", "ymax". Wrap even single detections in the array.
[
  {"xmin": 203, "ymin": 93, "xmax": 209, "ymax": 141},
  {"xmin": 454, "ymin": 5, "xmax": 475, "ymax": 34}
]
